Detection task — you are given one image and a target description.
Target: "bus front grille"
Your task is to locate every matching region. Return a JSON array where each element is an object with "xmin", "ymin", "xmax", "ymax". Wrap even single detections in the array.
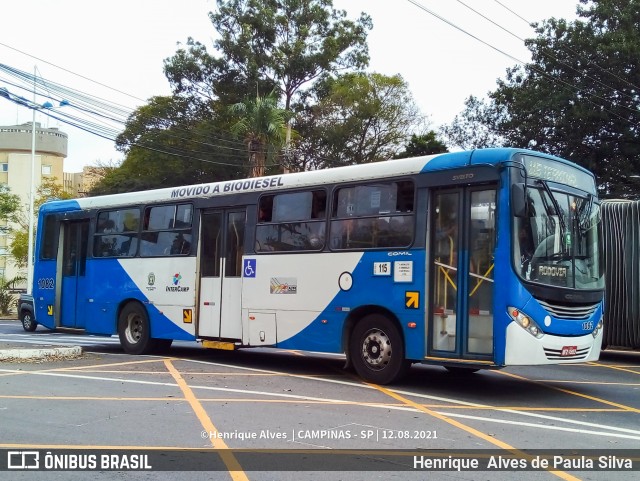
[
  {"xmin": 543, "ymin": 347, "xmax": 591, "ymax": 360},
  {"xmin": 536, "ymin": 298, "xmax": 599, "ymax": 320}
]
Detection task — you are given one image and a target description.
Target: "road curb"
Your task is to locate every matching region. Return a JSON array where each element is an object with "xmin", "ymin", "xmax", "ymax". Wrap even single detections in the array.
[{"xmin": 0, "ymin": 346, "xmax": 83, "ymax": 361}]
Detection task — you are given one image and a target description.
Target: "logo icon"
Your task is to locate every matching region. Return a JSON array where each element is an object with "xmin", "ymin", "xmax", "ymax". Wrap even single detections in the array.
[
  {"xmin": 166, "ymin": 272, "xmax": 189, "ymax": 293},
  {"xmin": 270, "ymin": 277, "xmax": 297, "ymax": 294},
  {"xmin": 148, "ymin": 273, "xmax": 155, "ymax": 286},
  {"xmin": 244, "ymin": 259, "xmax": 256, "ymax": 278},
  {"xmin": 8, "ymin": 451, "xmax": 40, "ymax": 469}
]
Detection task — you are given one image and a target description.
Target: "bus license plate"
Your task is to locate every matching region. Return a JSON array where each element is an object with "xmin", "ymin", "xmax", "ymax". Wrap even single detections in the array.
[{"xmin": 561, "ymin": 346, "xmax": 577, "ymax": 357}]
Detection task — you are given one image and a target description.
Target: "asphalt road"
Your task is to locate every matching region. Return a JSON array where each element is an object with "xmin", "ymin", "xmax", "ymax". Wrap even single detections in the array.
[{"xmin": 0, "ymin": 319, "xmax": 639, "ymax": 481}]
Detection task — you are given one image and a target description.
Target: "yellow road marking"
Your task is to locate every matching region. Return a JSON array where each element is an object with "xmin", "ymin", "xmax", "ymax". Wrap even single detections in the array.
[
  {"xmin": 534, "ymin": 380, "xmax": 640, "ymax": 386},
  {"xmin": 60, "ymin": 370, "xmax": 286, "ymax": 376},
  {"xmin": 498, "ymin": 371, "xmax": 640, "ymax": 414},
  {"xmin": 164, "ymin": 359, "xmax": 248, "ymax": 481},
  {"xmin": 0, "ymin": 358, "xmax": 167, "ymax": 377},
  {"xmin": 61, "ymin": 358, "xmax": 170, "ymax": 371},
  {"xmin": 0, "ymin": 443, "xmax": 192, "ymax": 450},
  {"xmin": 0, "ymin": 393, "xmax": 626, "ymax": 413},
  {"xmin": 369, "ymin": 382, "xmax": 581, "ymax": 481},
  {"xmin": 586, "ymin": 361, "xmax": 640, "ymax": 375}
]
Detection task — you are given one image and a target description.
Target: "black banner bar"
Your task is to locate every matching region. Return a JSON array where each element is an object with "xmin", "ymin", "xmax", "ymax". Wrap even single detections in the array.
[{"xmin": 2, "ymin": 449, "xmax": 639, "ymax": 472}]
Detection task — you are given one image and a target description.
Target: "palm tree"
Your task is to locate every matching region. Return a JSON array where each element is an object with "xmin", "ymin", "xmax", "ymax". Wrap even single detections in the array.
[
  {"xmin": 0, "ymin": 275, "xmax": 26, "ymax": 316},
  {"xmin": 230, "ymin": 92, "xmax": 291, "ymax": 177}
]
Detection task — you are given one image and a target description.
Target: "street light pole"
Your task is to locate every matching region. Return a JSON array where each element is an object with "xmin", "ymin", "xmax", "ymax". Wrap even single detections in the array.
[{"xmin": 27, "ymin": 66, "xmax": 37, "ymax": 295}]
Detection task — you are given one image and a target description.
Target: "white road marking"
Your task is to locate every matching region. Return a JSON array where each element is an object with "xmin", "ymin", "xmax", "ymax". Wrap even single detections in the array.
[
  {"xmin": 1, "ymin": 359, "xmax": 638, "ymax": 443},
  {"xmin": 439, "ymin": 411, "xmax": 640, "ymax": 441}
]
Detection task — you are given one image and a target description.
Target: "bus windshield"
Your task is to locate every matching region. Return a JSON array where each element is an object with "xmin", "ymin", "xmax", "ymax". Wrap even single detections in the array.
[{"xmin": 513, "ymin": 182, "xmax": 604, "ymax": 290}]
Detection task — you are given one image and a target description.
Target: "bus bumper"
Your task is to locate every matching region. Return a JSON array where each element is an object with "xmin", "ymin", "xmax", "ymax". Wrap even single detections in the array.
[{"xmin": 504, "ymin": 322, "xmax": 602, "ymax": 365}]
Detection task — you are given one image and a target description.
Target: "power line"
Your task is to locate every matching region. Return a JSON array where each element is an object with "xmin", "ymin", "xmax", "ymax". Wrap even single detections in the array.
[
  {"xmin": 491, "ymin": 0, "xmax": 531, "ymax": 25},
  {"xmin": 0, "ymin": 41, "xmax": 147, "ymax": 103},
  {"xmin": 0, "ymin": 63, "xmax": 279, "ymax": 155},
  {"xmin": 490, "ymin": 0, "xmax": 640, "ymax": 93},
  {"xmin": 453, "ymin": 0, "xmax": 640, "ymax": 109},
  {"xmin": 405, "ymin": 0, "xmax": 639, "ymax": 126},
  {"xmin": 0, "ymin": 65, "xmax": 279, "ymax": 167}
]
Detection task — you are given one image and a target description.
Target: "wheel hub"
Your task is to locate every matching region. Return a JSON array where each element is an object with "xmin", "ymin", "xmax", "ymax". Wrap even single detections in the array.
[
  {"xmin": 125, "ymin": 316, "xmax": 143, "ymax": 344},
  {"xmin": 361, "ymin": 329, "xmax": 392, "ymax": 370}
]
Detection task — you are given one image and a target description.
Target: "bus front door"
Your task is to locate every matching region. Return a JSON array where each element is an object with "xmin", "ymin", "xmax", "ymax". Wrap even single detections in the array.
[
  {"xmin": 197, "ymin": 209, "xmax": 245, "ymax": 340},
  {"xmin": 59, "ymin": 220, "xmax": 90, "ymax": 329},
  {"xmin": 428, "ymin": 188, "xmax": 496, "ymax": 362}
]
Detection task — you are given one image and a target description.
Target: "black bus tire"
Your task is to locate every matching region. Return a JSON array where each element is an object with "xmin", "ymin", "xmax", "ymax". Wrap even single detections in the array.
[
  {"xmin": 350, "ymin": 314, "xmax": 410, "ymax": 385},
  {"xmin": 118, "ymin": 302, "xmax": 157, "ymax": 355},
  {"xmin": 20, "ymin": 310, "xmax": 37, "ymax": 332}
]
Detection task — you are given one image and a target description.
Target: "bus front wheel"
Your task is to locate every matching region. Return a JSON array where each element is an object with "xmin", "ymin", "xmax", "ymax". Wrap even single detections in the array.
[
  {"xmin": 20, "ymin": 310, "xmax": 37, "ymax": 332},
  {"xmin": 350, "ymin": 314, "xmax": 410, "ymax": 385},
  {"xmin": 118, "ymin": 303, "xmax": 157, "ymax": 355}
]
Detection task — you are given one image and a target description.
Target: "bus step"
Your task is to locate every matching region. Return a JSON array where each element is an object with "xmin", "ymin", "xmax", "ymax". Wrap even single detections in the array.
[{"xmin": 201, "ymin": 340, "xmax": 236, "ymax": 351}]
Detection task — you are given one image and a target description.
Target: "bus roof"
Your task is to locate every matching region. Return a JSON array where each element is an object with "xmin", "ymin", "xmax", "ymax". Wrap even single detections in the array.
[{"xmin": 41, "ymin": 148, "xmax": 586, "ymax": 213}]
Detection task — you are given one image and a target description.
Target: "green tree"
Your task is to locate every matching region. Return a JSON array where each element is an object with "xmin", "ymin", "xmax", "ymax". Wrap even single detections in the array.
[
  {"xmin": 105, "ymin": 0, "xmax": 372, "ymax": 193},
  {"xmin": 443, "ymin": 0, "xmax": 640, "ymax": 197},
  {"xmin": 440, "ymin": 95, "xmax": 506, "ymax": 150},
  {"xmin": 0, "ymin": 184, "xmax": 21, "ymax": 225},
  {"xmin": 229, "ymin": 92, "xmax": 291, "ymax": 177},
  {"xmin": 0, "ymin": 275, "xmax": 25, "ymax": 315},
  {"xmin": 101, "ymin": 96, "xmax": 246, "ymax": 194},
  {"xmin": 394, "ymin": 132, "xmax": 449, "ymax": 158},
  {"xmin": 206, "ymin": 0, "xmax": 372, "ymax": 110},
  {"xmin": 294, "ymin": 72, "xmax": 424, "ymax": 169}
]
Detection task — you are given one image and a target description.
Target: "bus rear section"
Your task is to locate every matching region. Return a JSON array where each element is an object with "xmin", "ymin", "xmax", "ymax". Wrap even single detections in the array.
[
  {"xmin": 32, "ymin": 200, "xmax": 199, "ymax": 353},
  {"xmin": 601, "ymin": 200, "xmax": 640, "ymax": 350}
]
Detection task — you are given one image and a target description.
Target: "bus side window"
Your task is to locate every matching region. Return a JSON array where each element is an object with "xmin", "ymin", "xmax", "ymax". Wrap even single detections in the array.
[
  {"xmin": 94, "ymin": 208, "xmax": 141, "ymax": 258},
  {"xmin": 258, "ymin": 196, "xmax": 273, "ymax": 222},
  {"xmin": 330, "ymin": 181, "xmax": 414, "ymax": 250},
  {"xmin": 255, "ymin": 191, "xmax": 326, "ymax": 252},
  {"xmin": 140, "ymin": 204, "xmax": 193, "ymax": 257},
  {"xmin": 40, "ymin": 215, "xmax": 58, "ymax": 260}
]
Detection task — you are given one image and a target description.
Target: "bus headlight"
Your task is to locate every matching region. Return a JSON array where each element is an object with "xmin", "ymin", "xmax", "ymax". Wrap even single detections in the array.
[
  {"xmin": 508, "ymin": 307, "xmax": 544, "ymax": 339},
  {"xmin": 592, "ymin": 318, "xmax": 603, "ymax": 338}
]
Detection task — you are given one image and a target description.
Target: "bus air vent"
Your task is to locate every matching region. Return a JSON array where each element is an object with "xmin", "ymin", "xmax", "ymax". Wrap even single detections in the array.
[
  {"xmin": 543, "ymin": 346, "xmax": 590, "ymax": 360},
  {"xmin": 535, "ymin": 299, "xmax": 599, "ymax": 320}
]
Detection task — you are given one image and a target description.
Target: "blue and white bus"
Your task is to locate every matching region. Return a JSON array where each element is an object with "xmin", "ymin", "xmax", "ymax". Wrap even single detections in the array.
[{"xmin": 29, "ymin": 148, "xmax": 604, "ymax": 383}]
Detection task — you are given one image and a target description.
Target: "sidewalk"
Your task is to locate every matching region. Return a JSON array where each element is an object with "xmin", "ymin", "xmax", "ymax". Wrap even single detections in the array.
[{"xmin": 0, "ymin": 318, "xmax": 83, "ymax": 361}]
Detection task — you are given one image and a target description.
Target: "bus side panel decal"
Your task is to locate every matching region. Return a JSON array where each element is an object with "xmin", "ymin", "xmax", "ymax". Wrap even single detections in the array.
[
  {"xmin": 270, "ymin": 250, "xmax": 425, "ymax": 359},
  {"xmin": 120, "ymin": 258, "xmax": 197, "ymax": 339},
  {"xmin": 93, "ymin": 259, "xmax": 196, "ymax": 340}
]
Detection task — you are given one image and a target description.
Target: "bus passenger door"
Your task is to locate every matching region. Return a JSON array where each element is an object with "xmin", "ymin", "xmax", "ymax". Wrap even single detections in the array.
[
  {"xmin": 428, "ymin": 187, "xmax": 496, "ymax": 361},
  {"xmin": 197, "ymin": 209, "xmax": 245, "ymax": 339},
  {"xmin": 60, "ymin": 220, "xmax": 90, "ymax": 329}
]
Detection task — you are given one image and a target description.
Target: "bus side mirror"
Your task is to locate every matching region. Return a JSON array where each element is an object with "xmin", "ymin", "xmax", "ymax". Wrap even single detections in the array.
[{"xmin": 512, "ymin": 183, "xmax": 527, "ymax": 217}]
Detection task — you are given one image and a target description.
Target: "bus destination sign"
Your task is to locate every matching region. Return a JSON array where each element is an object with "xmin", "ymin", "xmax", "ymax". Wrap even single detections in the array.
[{"xmin": 522, "ymin": 155, "xmax": 596, "ymax": 193}]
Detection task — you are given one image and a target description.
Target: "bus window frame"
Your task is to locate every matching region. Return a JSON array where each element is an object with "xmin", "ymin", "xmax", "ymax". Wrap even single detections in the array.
[
  {"xmin": 39, "ymin": 214, "xmax": 59, "ymax": 260},
  {"xmin": 140, "ymin": 203, "xmax": 194, "ymax": 257},
  {"xmin": 328, "ymin": 178, "xmax": 416, "ymax": 251},
  {"xmin": 255, "ymin": 189, "xmax": 328, "ymax": 253}
]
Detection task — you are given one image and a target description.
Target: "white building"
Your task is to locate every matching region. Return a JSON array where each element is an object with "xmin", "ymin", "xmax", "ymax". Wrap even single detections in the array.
[{"xmin": 0, "ymin": 122, "xmax": 67, "ymax": 282}]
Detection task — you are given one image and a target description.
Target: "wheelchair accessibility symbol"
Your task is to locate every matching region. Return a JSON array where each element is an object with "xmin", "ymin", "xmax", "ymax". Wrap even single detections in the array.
[{"xmin": 244, "ymin": 259, "xmax": 256, "ymax": 278}]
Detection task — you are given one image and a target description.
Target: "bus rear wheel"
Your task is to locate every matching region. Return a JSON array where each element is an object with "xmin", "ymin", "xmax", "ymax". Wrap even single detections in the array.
[
  {"xmin": 350, "ymin": 314, "xmax": 410, "ymax": 385},
  {"xmin": 118, "ymin": 303, "xmax": 157, "ymax": 355}
]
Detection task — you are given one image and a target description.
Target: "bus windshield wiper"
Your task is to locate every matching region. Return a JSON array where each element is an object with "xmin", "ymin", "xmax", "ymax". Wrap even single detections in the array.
[
  {"xmin": 577, "ymin": 194, "xmax": 594, "ymax": 230},
  {"xmin": 537, "ymin": 179, "xmax": 567, "ymax": 236}
]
